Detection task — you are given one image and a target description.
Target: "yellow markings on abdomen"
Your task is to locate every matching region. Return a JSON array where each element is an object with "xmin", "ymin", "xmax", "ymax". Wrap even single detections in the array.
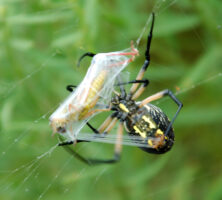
[
  {"xmin": 155, "ymin": 129, "xmax": 168, "ymax": 140},
  {"xmin": 156, "ymin": 129, "xmax": 163, "ymax": 135},
  {"xmin": 133, "ymin": 125, "xmax": 146, "ymax": 138},
  {"xmin": 142, "ymin": 115, "xmax": 156, "ymax": 129},
  {"xmin": 148, "ymin": 139, "xmax": 153, "ymax": 147}
]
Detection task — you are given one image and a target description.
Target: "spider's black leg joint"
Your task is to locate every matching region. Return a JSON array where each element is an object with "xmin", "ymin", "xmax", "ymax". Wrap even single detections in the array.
[
  {"xmin": 60, "ymin": 112, "xmax": 122, "ymax": 166},
  {"xmin": 85, "ymin": 153, "xmax": 120, "ymax": 165},
  {"xmin": 86, "ymin": 121, "xmax": 124, "ymax": 165},
  {"xmin": 86, "ymin": 109, "xmax": 116, "ymax": 135},
  {"xmin": 116, "ymin": 79, "xmax": 149, "ymax": 87},
  {"xmin": 143, "ymin": 79, "xmax": 149, "ymax": 87},
  {"xmin": 116, "ymin": 79, "xmax": 149, "ymax": 100},
  {"xmin": 66, "ymin": 85, "xmax": 77, "ymax": 92},
  {"xmin": 77, "ymin": 52, "xmax": 96, "ymax": 67},
  {"xmin": 162, "ymin": 89, "xmax": 183, "ymax": 136},
  {"xmin": 58, "ymin": 141, "xmax": 74, "ymax": 146},
  {"xmin": 76, "ymin": 117, "xmax": 122, "ymax": 165},
  {"xmin": 86, "ymin": 122, "xmax": 99, "ymax": 134},
  {"xmin": 60, "ymin": 140, "xmax": 120, "ymax": 165},
  {"xmin": 61, "ymin": 144, "xmax": 94, "ymax": 166}
]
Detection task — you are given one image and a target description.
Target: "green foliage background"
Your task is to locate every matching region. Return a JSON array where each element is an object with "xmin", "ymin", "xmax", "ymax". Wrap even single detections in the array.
[{"xmin": 0, "ymin": 0, "xmax": 222, "ymax": 199}]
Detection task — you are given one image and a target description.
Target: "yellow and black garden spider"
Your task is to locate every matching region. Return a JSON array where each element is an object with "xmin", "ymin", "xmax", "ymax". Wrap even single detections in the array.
[{"xmin": 59, "ymin": 13, "xmax": 183, "ymax": 165}]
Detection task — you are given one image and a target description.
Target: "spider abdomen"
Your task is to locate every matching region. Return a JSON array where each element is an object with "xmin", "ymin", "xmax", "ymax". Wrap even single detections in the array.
[{"xmin": 124, "ymin": 103, "xmax": 174, "ymax": 154}]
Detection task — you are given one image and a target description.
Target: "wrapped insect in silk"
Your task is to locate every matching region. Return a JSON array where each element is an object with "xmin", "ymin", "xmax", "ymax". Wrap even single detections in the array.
[{"xmin": 50, "ymin": 47, "xmax": 138, "ymax": 142}]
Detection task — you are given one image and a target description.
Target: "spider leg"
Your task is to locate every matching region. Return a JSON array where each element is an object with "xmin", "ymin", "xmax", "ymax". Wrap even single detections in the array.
[
  {"xmin": 82, "ymin": 112, "xmax": 118, "ymax": 138},
  {"xmin": 77, "ymin": 52, "xmax": 96, "ymax": 67},
  {"xmin": 102, "ymin": 117, "xmax": 118, "ymax": 134},
  {"xmin": 84, "ymin": 108, "xmax": 111, "ymax": 119},
  {"xmin": 131, "ymin": 79, "xmax": 149, "ymax": 100},
  {"xmin": 59, "ymin": 115, "xmax": 121, "ymax": 165},
  {"xmin": 59, "ymin": 141, "xmax": 75, "ymax": 146},
  {"xmin": 74, "ymin": 122, "xmax": 123, "ymax": 165},
  {"xmin": 86, "ymin": 122, "xmax": 99, "ymax": 134},
  {"xmin": 140, "ymin": 89, "xmax": 183, "ymax": 136},
  {"xmin": 115, "ymin": 79, "xmax": 149, "ymax": 100},
  {"xmin": 61, "ymin": 142, "xmax": 95, "ymax": 165},
  {"xmin": 130, "ymin": 13, "xmax": 154, "ymax": 94},
  {"xmin": 96, "ymin": 112, "xmax": 117, "ymax": 133},
  {"xmin": 81, "ymin": 122, "xmax": 123, "ymax": 165},
  {"xmin": 116, "ymin": 79, "xmax": 149, "ymax": 87}
]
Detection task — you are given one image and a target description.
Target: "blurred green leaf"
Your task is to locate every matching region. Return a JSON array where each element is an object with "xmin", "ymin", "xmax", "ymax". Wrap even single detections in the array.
[
  {"xmin": 124, "ymin": 155, "xmax": 169, "ymax": 186},
  {"xmin": 176, "ymin": 106, "xmax": 222, "ymax": 126},
  {"xmin": 169, "ymin": 166, "xmax": 197, "ymax": 200},
  {"xmin": 179, "ymin": 46, "xmax": 221, "ymax": 88},
  {"xmin": 6, "ymin": 11, "xmax": 73, "ymax": 25},
  {"xmin": 155, "ymin": 13, "xmax": 200, "ymax": 37},
  {"xmin": 52, "ymin": 31, "xmax": 82, "ymax": 48},
  {"xmin": 205, "ymin": 175, "xmax": 222, "ymax": 200},
  {"xmin": 10, "ymin": 38, "xmax": 33, "ymax": 51}
]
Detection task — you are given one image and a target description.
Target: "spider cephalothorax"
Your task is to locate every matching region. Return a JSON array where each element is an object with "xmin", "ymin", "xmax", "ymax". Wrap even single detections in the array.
[{"xmin": 111, "ymin": 94, "xmax": 139, "ymax": 116}]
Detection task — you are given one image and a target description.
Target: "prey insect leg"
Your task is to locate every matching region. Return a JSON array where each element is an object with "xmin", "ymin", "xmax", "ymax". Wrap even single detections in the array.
[
  {"xmin": 66, "ymin": 85, "xmax": 77, "ymax": 92},
  {"xmin": 77, "ymin": 52, "xmax": 96, "ymax": 67}
]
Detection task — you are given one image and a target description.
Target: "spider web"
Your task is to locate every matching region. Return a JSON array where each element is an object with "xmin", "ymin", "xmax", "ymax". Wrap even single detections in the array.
[{"xmin": 1, "ymin": 0, "xmax": 222, "ymax": 199}]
